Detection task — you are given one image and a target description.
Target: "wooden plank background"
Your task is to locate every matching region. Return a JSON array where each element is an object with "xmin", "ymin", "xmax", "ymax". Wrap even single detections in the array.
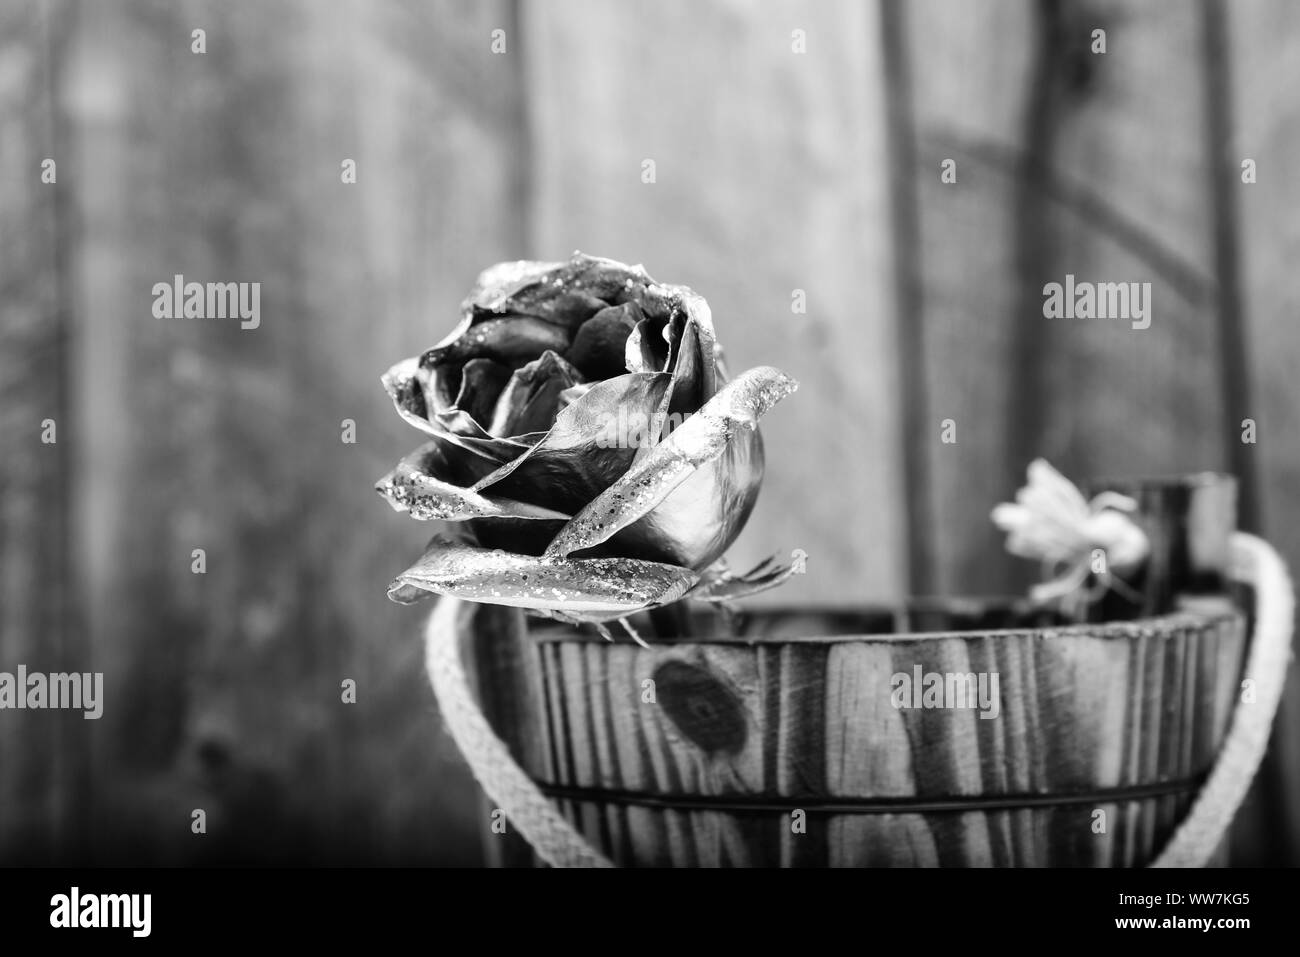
[{"xmin": 0, "ymin": 0, "xmax": 1296, "ymax": 865}]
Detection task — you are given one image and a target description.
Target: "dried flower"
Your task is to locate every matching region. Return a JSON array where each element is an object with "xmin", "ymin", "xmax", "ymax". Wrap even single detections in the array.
[{"xmin": 992, "ymin": 458, "xmax": 1150, "ymax": 605}]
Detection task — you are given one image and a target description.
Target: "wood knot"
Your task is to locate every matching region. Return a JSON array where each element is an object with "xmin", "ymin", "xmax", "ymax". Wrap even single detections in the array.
[
  {"xmin": 652, "ymin": 660, "xmax": 747, "ymax": 756},
  {"xmin": 196, "ymin": 735, "xmax": 233, "ymax": 773}
]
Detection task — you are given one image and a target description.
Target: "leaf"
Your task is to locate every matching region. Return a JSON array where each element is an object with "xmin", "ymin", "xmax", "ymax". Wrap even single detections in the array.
[
  {"xmin": 688, "ymin": 555, "xmax": 799, "ymax": 603},
  {"xmin": 388, "ymin": 536, "xmax": 699, "ymax": 621},
  {"xmin": 543, "ymin": 365, "xmax": 798, "ymax": 560}
]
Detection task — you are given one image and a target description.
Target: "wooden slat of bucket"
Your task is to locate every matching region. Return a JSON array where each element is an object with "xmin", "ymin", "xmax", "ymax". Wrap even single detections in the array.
[
  {"xmin": 584, "ymin": 644, "xmax": 625, "ymax": 862},
  {"xmin": 637, "ymin": 645, "xmax": 770, "ymax": 866},
  {"xmin": 1158, "ymin": 623, "xmax": 1190, "ymax": 846},
  {"xmin": 1137, "ymin": 627, "xmax": 1164, "ymax": 856},
  {"xmin": 469, "ymin": 601, "xmax": 1247, "ymax": 866},
  {"xmin": 616, "ymin": 644, "xmax": 666, "ymax": 866},
  {"xmin": 825, "ymin": 643, "xmax": 932, "ymax": 866},
  {"xmin": 989, "ymin": 635, "xmax": 1036, "ymax": 859},
  {"xmin": 768, "ymin": 643, "xmax": 830, "ymax": 866}
]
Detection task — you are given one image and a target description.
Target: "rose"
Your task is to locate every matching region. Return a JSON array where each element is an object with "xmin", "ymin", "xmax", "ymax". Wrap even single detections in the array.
[{"xmin": 377, "ymin": 253, "xmax": 798, "ymax": 635}]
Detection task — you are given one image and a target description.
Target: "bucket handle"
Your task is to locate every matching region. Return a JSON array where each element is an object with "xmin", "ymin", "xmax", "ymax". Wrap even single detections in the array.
[
  {"xmin": 425, "ymin": 531, "xmax": 1294, "ymax": 868},
  {"xmin": 1149, "ymin": 532, "xmax": 1294, "ymax": 866},
  {"xmin": 426, "ymin": 595, "xmax": 616, "ymax": 867}
]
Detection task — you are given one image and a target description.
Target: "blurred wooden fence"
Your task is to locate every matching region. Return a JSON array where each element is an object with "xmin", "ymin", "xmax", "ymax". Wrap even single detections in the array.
[{"xmin": 1, "ymin": 0, "xmax": 1297, "ymax": 865}]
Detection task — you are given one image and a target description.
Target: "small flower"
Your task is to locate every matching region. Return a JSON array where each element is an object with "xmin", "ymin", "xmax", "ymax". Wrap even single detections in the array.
[{"xmin": 992, "ymin": 459, "xmax": 1150, "ymax": 605}]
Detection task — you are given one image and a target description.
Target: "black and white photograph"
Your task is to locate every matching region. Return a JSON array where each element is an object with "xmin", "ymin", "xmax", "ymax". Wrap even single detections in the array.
[{"xmin": 1, "ymin": 0, "xmax": 1296, "ymax": 938}]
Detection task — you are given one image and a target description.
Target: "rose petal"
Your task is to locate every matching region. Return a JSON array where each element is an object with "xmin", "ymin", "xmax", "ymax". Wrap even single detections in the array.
[
  {"xmin": 625, "ymin": 315, "xmax": 670, "ymax": 373},
  {"xmin": 488, "ymin": 350, "xmax": 585, "ymax": 438},
  {"xmin": 471, "ymin": 371, "xmax": 673, "ymax": 515},
  {"xmin": 465, "ymin": 258, "xmax": 608, "ymax": 330},
  {"xmin": 376, "ymin": 442, "xmax": 571, "ymax": 521},
  {"xmin": 567, "ymin": 302, "xmax": 643, "ymax": 380},
  {"xmin": 461, "ymin": 255, "xmax": 676, "ymax": 343},
  {"xmin": 421, "ymin": 315, "xmax": 574, "ymax": 371},
  {"xmin": 640, "ymin": 313, "xmax": 703, "ymax": 450},
  {"xmin": 381, "ymin": 357, "xmax": 530, "ymax": 468},
  {"xmin": 382, "ymin": 356, "xmax": 439, "ymax": 429},
  {"xmin": 671, "ymin": 290, "xmax": 718, "ymax": 401},
  {"xmin": 632, "ymin": 292, "xmax": 721, "ymax": 452},
  {"xmin": 608, "ymin": 419, "xmax": 766, "ymax": 567},
  {"xmin": 388, "ymin": 535, "xmax": 698, "ymax": 619},
  {"xmin": 558, "ymin": 382, "xmax": 594, "ymax": 410},
  {"xmin": 454, "ymin": 358, "xmax": 513, "ymax": 430},
  {"xmin": 663, "ymin": 314, "xmax": 703, "ymax": 417},
  {"xmin": 462, "ymin": 260, "xmax": 564, "ymax": 310},
  {"xmin": 543, "ymin": 365, "xmax": 797, "ymax": 562},
  {"xmin": 435, "ymin": 254, "xmax": 704, "ymax": 376}
]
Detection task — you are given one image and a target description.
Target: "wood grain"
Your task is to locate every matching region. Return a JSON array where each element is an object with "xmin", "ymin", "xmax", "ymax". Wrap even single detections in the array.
[
  {"xmin": 523, "ymin": 0, "xmax": 907, "ymax": 606},
  {"xmin": 51, "ymin": 0, "xmax": 527, "ymax": 864},
  {"xmin": 1225, "ymin": 0, "xmax": 1300, "ymax": 867},
  {"xmin": 903, "ymin": 0, "xmax": 1229, "ymax": 600},
  {"xmin": 0, "ymin": 0, "xmax": 84, "ymax": 863},
  {"xmin": 469, "ymin": 602, "xmax": 1247, "ymax": 866},
  {"xmin": 2, "ymin": 0, "xmax": 1295, "ymax": 867}
]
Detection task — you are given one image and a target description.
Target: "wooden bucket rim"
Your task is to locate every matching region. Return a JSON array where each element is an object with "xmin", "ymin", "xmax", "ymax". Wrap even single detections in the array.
[
  {"xmin": 526, "ymin": 599, "xmax": 1243, "ymax": 645},
  {"xmin": 1080, "ymin": 469, "xmax": 1235, "ymax": 489}
]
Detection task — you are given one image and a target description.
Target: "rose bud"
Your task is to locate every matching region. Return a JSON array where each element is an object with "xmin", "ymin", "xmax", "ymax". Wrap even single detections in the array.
[{"xmin": 377, "ymin": 253, "xmax": 798, "ymax": 637}]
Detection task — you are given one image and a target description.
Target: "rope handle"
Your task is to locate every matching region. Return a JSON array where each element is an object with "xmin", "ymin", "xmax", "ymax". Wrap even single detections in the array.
[
  {"xmin": 426, "ymin": 531, "xmax": 1294, "ymax": 868},
  {"xmin": 1149, "ymin": 532, "xmax": 1294, "ymax": 866},
  {"xmin": 426, "ymin": 596, "xmax": 614, "ymax": 867}
]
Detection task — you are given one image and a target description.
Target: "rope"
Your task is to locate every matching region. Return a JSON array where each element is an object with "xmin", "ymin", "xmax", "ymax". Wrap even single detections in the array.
[
  {"xmin": 426, "ymin": 531, "xmax": 1293, "ymax": 868},
  {"xmin": 425, "ymin": 596, "xmax": 614, "ymax": 867},
  {"xmin": 1149, "ymin": 532, "xmax": 1295, "ymax": 867}
]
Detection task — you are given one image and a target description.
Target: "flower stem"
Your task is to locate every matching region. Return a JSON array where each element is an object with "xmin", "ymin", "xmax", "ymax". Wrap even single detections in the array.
[{"xmin": 648, "ymin": 600, "xmax": 693, "ymax": 641}]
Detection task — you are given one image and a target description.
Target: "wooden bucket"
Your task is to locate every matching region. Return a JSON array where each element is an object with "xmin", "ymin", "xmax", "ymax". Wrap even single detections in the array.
[{"xmin": 464, "ymin": 596, "xmax": 1248, "ymax": 867}]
